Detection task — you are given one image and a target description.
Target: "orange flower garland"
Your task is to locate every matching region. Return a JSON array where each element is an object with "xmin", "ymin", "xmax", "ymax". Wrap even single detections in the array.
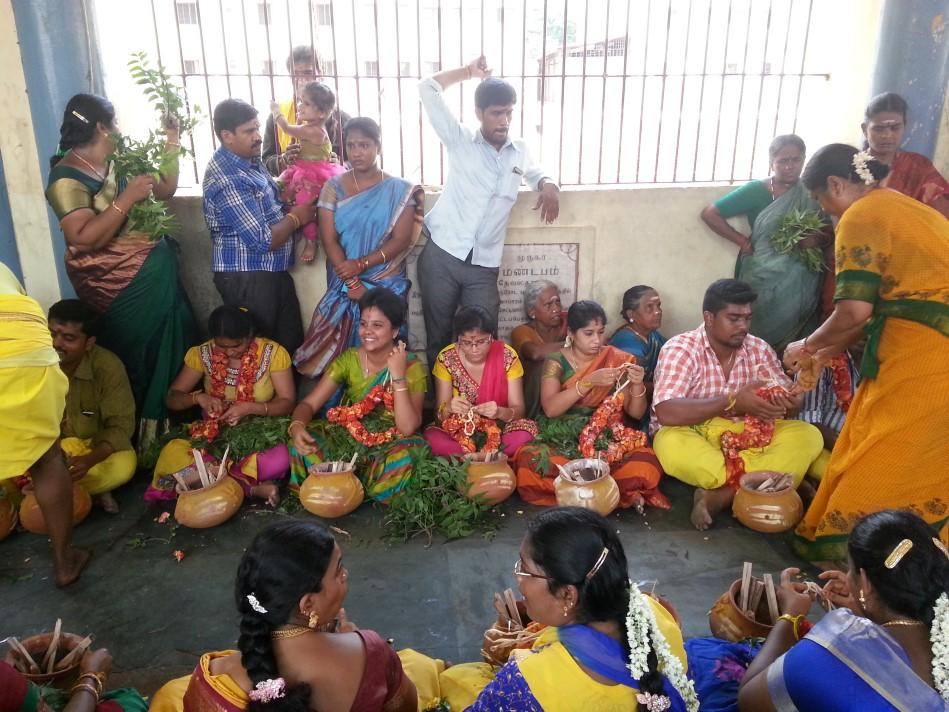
[
  {"xmin": 442, "ymin": 411, "xmax": 503, "ymax": 454},
  {"xmin": 720, "ymin": 384, "xmax": 788, "ymax": 489},
  {"xmin": 190, "ymin": 341, "xmax": 260, "ymax": 442},
  {"xmin": 326, "ymin": 384, "xmax": 399, "ymax": 446},
  {"xmin": 578, "ymin": 390, "xmax": 647, "ymax": 464}
]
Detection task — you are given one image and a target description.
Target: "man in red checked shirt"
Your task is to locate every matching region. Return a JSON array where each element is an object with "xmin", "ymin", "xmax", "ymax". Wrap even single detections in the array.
[{"xmin": 650, "ymin": 279, "xmax": 823, "ymax": 530}]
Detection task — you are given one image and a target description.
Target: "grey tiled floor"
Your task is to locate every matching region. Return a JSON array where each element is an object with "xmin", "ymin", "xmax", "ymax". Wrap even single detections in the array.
[{"xmin": 0, "ymin": 476, "xmax": 813, "ymax": 695}]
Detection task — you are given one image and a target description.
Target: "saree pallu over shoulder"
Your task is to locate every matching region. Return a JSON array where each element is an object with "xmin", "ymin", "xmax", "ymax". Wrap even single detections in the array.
[
  {"xmin": 551, "ymin": 345, "xmax": 634, "ymax": 411},
  {"xmin": 295, "ymin": 176, "xmax": 424, "ymax": 377},
  {"xmin": 46, "ymin": 164, "xmax": 156, "ymax": 312},
  {"xmin": 766, "ymin": 609, "xmax": 947, "ymax": 711},
  {"xmin": 884, "ymin": 150, "xmax": 949, "ymax": 207},
  {"xmin": 736, "ymin": 182, "xmax": 823, "ymax": 350}
]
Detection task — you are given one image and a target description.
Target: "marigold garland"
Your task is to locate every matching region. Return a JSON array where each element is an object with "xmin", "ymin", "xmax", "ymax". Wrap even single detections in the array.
[
  {"xmin": 579, "ymin": 390, "xmax": 647, "ymax": 464},
  {"xmin": 442, "ymin": 411, "xmax": 502, "ymax": 453},
  {"xmin": 326, "ymin": 384, "xmax": 399, "ymax": 446},
  {"xmin": 190, "ymin": 341, "xmax": 260, "ymax": 442},
  {"xmin": 720, "ymin": 384, "xmax": 788, "ymax": 489}
]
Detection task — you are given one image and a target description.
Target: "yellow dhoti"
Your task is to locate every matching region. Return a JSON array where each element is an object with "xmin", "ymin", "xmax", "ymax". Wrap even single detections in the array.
[
  {"xmin": 0, "ymin": 364, "xmax": 69, "ymax": 480},
  {"xmin": 653, "ymin": 417, "xmax": 823, "ymax": 490},
  {"xmin": 61, "ymin": 437, "xmax": 137, "ymax": 495}
]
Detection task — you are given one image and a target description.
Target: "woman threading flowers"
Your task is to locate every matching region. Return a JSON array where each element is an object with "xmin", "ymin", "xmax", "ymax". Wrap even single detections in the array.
[{"xmin": 288, "ymin": 287, "xmax": 427, "ymax": 503}]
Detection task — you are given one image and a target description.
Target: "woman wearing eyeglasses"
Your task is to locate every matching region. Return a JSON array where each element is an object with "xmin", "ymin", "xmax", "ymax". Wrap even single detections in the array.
[
  {"xmin": 464, "ymin": 507, "xmax": 696, "ymax": 711},
  {"xmin": 700, "ymin": 134, "xmax": 830, "ymax": 351},
  {"xmin": 424, "ymin": 305, "xmax": 537, "ymax": 457}
]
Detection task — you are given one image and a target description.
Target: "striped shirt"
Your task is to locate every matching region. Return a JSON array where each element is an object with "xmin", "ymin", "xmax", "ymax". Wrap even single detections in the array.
[
  {"xmin": 651, "ymin": 324, "xmax": 791, "ymax": 435},
  {"xmin": 203, "ymin": 147, "xmax": 293, "ymax": 273},
  {"xmin": 796, "ymin": 352, "xmax": 860, "ymax": 434}
]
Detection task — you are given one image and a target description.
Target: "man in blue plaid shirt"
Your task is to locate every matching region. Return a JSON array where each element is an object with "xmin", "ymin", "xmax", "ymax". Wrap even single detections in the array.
[{"xmin": 203, "ymin": 99, "xmax": 316, "ymax": 354}]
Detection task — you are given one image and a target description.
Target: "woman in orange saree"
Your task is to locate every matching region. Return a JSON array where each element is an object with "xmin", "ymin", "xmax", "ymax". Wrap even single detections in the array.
[{"xmin": 514, "ymin": 301, "xmax": 667, "ymax": 510}]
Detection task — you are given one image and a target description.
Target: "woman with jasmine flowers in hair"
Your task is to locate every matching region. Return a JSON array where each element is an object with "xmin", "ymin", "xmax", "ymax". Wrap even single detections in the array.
[
  {"xmin": 148, "ymin": 520, "xmax": 426, "ymax": 712},
  {"xmin": 783, "ymin": 144, "xmax": 949, "ymax": 563},
  {"xmin": 739, "ymin": 510, "xmax": 949, "ymax": 711},
  {"xmin": 465, "ymin": 507, "xmax": 698, "ymax": 711}
]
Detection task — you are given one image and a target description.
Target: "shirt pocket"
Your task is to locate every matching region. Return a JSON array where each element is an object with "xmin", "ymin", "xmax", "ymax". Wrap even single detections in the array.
[{"xmin": 500, "ymin": 168, "xmax": 523, "ymax": 203}]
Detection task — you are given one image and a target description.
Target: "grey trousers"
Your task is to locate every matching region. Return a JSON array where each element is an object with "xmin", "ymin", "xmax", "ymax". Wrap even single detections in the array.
[{"xmin": 417, "ymin": 238, "xmax": 500, "ymax": 367}]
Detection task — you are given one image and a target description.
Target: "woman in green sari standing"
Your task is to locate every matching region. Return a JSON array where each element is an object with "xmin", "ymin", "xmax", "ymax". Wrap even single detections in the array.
[
  {"xmin": 288, "ymin": 287, "xmax": 427, "ymax": 503},
  {"xmin": 701, "ymin": 135, "xmax": 829, "ymax": 350},
  {"xmin": 45, "ymin": 94, "xmax": 196, "ymax": 446}
]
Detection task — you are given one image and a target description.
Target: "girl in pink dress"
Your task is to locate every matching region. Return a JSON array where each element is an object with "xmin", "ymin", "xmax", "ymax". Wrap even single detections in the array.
[{"xmin": 271, "ymin": 82, "xmax": 345, "ymax": 262}]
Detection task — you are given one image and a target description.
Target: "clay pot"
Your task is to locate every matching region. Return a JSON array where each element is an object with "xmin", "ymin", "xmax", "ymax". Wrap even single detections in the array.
[
  {"xmin": 19, "ymin": 483, "xmax": 92, "ymax": 535},
  {"xmin": 463, "ymin": 453, "xmax": 515, "ymax": 506},
  {"xmin": 553, "ymin": 458, "xmax": 620, "ymax": 516},
  {"xmin": 3, "ymin": 631, "xmax": 85, "ymax": 684},
  {"xmin": 174, "ymin": 475, "xmax": 244, "ymax": 529},
  {"xmin": 708, "ymin": 578, "xmax": 775, "ymax": 641},
  {"xmin": 299, "ymin": 464, "xmax": 364, "ymax": 519},
  {"xmin": 0, "ymin": 495, "xmax": 16, "ymax": 541},
  {"xmin": 732, "ymin": 471, "xmax": 803, "ymax": 533}
]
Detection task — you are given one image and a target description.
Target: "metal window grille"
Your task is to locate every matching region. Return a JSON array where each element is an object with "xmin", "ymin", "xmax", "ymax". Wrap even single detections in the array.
[
  {"xmin": 175, "ymin": 2, "xmax": 198, "ymax": 24},
  {"xmin": 97, "ymin": 0, "xmax": 832, "ymax": 189}
]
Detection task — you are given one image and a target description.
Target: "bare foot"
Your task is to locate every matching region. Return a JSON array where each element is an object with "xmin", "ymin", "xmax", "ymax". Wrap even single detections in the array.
[
  {"xmin": 301, "ymin": 241, "xmax": 318, "ymax": 263},
  {"xmin": 94, "ymin": 492, "xmax": 119, "ymax": 514},
  {"xmin": 55, "ymin": 547, "xmax": 92, "ymax": 588},
  {"xmin": 691, "ymin": 489, "xmax": 713, "ymax": 530},
  {"xmin": 691, "ymin": 486, "xmax": 735, "ymax": 531},
  {"xmin": 251, "ymin": 483, "xmax": 281, "ymax": 507}
]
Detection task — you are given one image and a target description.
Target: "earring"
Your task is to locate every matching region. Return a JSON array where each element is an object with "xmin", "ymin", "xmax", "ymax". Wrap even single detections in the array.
[
  {"xmin": 562, "ymin": 605, "xmax": 569, "ymax": 618},
  {"xmin": 858, "ymin": 589, "xmax": 867, "ymax": 610},
  {"xmin": 307, "ymin": 610, "xmax": 320, "ymax": 629},
  {"xmin": 564, "ymin": 334, "xmax": 573, "ymax": 348}
]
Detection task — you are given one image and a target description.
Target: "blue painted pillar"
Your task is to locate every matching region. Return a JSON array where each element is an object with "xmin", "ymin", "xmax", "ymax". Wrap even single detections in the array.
[
  {"xmin": 871, "ymin": 0, "xmax": 949, "ymax": 157},
  {"xmin": 11, "ymin": 0, "xmax": 106, "ymax": 296}
]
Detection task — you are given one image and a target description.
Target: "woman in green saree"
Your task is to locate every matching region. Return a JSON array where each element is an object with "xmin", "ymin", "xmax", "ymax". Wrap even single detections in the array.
[
  {"xmin": 700, "ymin": 134, "xmax": 830, "ymax": 350},
  {"xmin": 45, "ymin": 94, "xmax": 196, "ymax": 447},
  {"xmin": 288, "ymin": 288, "xmax": 427, "ymax": 503}
]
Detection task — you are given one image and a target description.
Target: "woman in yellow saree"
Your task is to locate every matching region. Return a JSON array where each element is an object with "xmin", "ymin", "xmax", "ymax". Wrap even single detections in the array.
[
  {"xmin": 149, "ymin": 520, "xmax": 421, "ymax": 712},
  {"xmin": 457, "ymin": 507, "xmax": 697, "ymax": 711},
  {"xmin": 515, "ymin": 301, "xmax": 666, "ymax": 510},
  {"xmin": 784, "ymin": 144, "xmax": 949, "ymax": 562}
]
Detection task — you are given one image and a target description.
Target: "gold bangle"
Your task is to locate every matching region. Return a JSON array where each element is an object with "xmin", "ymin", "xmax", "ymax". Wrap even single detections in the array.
[
  {"xmin": 725, "ymin": 392, "xmax": 737, "ymax": 413},
  {"xmin": 394, "ymin": 386, "xmax": 409, "ymax": 392},
  {"xmin": 165, "ymin": 141, "xmax": 181, "ymax": 149},
  {"xmin": 77, "ymin": 672, "xmax": 104, "ymax": 695},
  {"xmin": 287, "ymin": 213, "xmax": 301, "ymax": 230},
  {"xmin": 575, "ymin": 381, "xmax": 588, "ymax": 397},
  {"xmin": 191, "ymin": 391, "xmax": 201, "ymax": 405},
  {"xmin": 777, "ymin": 613, "xmax": 805, "ymax": 641},
  {"xmin": 110, "ymin": 201, "xmax": 127, "ymax": 217},
  {"xmin": 631, "ymin": 386, "xmax": 647, "ymax": 398},
  {"xmin": 70, "ymin": 683, "xmax": 100, "ymax": 702},
  {"xmin": 288, "ymin": 419, "xmax": 307, "ymax": 437},
  {"xmin": 378, "ymin": 248, "xmax": 387, "ymax": 263},
  {"xmin": 264, "ymin": 402, "xmax": 270, "ymax": 416}
]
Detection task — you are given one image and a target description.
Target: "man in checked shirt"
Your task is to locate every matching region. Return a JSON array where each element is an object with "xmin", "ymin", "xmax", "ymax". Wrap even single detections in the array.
[{"xmin": 651, "ymin": 279, "xmax": 823, "ymax": 530}]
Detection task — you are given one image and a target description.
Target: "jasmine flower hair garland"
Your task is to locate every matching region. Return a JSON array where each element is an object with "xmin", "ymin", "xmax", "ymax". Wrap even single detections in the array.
[
  {"xmin": 851, "ymin": 150, "xmax": 876, "ymax": 185},
  {"xmin": 626, "ymin": 582, "xmax": 699, "ymax": 712},
  {"xmin": 933, "ymin": 592, "xmax": 949, "ymax": 701}
]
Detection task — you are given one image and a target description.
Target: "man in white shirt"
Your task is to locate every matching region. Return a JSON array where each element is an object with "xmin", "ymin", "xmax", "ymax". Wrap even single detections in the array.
[{"xmin": 417, "ymin": 56, "xmax": 560, "ymax": 367}]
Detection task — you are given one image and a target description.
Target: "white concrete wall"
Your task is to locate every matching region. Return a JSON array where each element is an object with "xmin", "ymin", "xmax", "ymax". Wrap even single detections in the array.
[{"xmin": 170, "ymin": 184, "xmax": 737, "ymax": 345}]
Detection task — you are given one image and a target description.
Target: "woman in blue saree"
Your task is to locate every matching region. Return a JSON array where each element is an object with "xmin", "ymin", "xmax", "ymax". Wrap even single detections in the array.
[
  {"xmin": 700, "ymin": 135, "xmax": 830, "ymax": 351},
  {"xmin": 739, "ymin": 510, "xmax": 949, "ymax": 711},
  {"xmin": 294, "ymin": 118, "xmax": 424, "ymax": 379},
  {"xmin": 463, "ymin": 507, "xmax": 699, "ymax": 711}
]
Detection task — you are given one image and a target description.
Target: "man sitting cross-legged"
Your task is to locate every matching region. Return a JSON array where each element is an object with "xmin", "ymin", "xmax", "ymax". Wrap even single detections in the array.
[
  {"xmin": 49, "ymin": 299, "xmax": 137, "ymax": 514},
  {"xmin": 651, "ymin": 279, "xmax": 823, "ymax": 530}
]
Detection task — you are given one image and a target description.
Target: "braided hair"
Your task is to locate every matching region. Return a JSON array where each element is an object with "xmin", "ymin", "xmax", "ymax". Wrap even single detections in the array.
[
  {"xmin": 526, "ymin": 507, "xmax": 667, "ymax": 698},
  {"xmin": 50, "ymin": 94, "xmax": 115, "ymax": 169},
  {"xmin": 234, "ymin": 520, "xmax": 336, "ymax": 712}
]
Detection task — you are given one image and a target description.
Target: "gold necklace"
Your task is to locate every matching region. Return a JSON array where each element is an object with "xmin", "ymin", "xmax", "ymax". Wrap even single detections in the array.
[
  {"xmin": 881, "ymin": 619, "xmax": 924, "ymax": 628},
  {"xmin": 71, "ymin": 150, "xmax": 107, "ymax": 182},
  {"xmin": 270, "ymin": 625, "xmax": 312, "ymax": 640},
  {"xmin": 351, "ymin": 167, "xmax": 382, "ymax": 193}
]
